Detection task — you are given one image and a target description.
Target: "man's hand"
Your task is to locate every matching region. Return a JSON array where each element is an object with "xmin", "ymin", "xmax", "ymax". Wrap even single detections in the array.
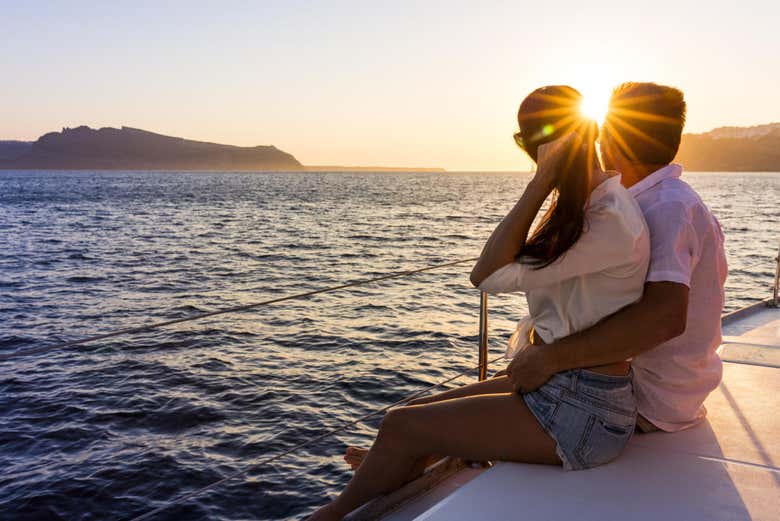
[{"xmin": 506, "ymin": 343, "xmax": 556, "ymax": 393}]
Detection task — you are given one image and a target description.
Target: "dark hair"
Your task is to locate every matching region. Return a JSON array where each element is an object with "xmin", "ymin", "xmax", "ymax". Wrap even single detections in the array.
[
  {"xmin": 516, "ymin": 85, "xmax": 598, "ymax": 268},
  {"xmin": 604, "ymin": 82, "xmax": 686, "ymax": 165}
]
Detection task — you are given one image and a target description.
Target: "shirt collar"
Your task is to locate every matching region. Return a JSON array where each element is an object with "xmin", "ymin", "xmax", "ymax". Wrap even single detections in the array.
[{"xmin": 627, "ymin": 163, "xmax": 682, "ymax": 196}]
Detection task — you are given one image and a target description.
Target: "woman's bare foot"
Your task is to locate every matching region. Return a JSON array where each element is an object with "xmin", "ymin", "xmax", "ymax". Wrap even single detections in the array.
[{"xmin": 344, "ymin": 446, "xmax": 369, "ymax": 470}]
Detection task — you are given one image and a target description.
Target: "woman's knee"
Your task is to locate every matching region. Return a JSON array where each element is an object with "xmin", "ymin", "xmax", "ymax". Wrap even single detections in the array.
[{"xmin": 377, "ymin": 407, "xmax": 415, "ymax": 444}]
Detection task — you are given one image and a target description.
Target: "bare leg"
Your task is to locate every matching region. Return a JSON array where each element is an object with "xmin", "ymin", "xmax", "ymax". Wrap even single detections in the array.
[
  {"xmin": 309, "ymin": 392, "xmax": 559, "ymax": 520},
  {"xmin": 404, "ymin": 374, "xmax": 513, "ymax": 406},
  {"xmin": 342, "ymin": 376, "xmax": 514, "ymax": 472},
  {"xmin": 345, "ymin": 446, "xmax": 440, "ymax": 472}
]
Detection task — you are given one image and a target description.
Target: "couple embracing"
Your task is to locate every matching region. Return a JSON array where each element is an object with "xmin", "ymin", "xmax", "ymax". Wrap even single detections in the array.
[{"xmin": 309, "ymin": 82, "xmax": 727, "ymax": 520}]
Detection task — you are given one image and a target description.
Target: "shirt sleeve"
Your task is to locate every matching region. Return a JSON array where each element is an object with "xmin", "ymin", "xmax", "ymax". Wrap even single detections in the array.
[
  {"xmin": 478, "ymin": 202, "xmax": 648, "ymax": 294},
  {"xmin": 642, "ymin": 200, "xmax": 700, "ymax": 287}
]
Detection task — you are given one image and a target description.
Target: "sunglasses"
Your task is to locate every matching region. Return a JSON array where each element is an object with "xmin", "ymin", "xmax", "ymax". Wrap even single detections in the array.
[{"xmin": 513, "ymin": 131, "xmax": 525, "ymax": 150}]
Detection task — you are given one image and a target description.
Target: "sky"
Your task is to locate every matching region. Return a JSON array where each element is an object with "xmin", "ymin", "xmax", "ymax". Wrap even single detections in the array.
[{"xmin": 2, "ymin": 0, "xmax": 779, "ymax": 171}]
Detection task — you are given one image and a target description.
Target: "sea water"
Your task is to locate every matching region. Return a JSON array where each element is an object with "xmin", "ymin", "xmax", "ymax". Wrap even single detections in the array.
[{"xmin": 0, "ymin": 170, "xmax": 777, "ymax": 519}]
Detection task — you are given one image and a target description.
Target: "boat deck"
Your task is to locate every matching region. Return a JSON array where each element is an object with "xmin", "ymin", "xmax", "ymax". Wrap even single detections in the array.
[
  {"xmin": 720, "ymin": 303, "xmax": 780, "ymax": 368},
  {"xmin": 351, "ymin": 301, "xmax": 780, "ymax": 521}
]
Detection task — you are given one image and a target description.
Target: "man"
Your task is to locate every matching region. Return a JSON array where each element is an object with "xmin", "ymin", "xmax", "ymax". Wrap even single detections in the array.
[{"xmin": 507, "ymin": 82, "xmax": 728, "ymax": 432}]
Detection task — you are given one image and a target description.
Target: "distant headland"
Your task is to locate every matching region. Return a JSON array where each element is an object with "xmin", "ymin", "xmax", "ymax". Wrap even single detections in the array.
[
  {"xmin": 0, "ymin": 126, "xmax": 303, "ymax": 171},
  {"xmin": 674, "ymin": 123, "xmax": 780, "ymax": 171},
  {"xmin": 2, "ymin": 123, "xmax": 780, "ymax": 172},
  {"xmin": 0, "ymin": 126, "xmax": 444, "ymax": 173}
]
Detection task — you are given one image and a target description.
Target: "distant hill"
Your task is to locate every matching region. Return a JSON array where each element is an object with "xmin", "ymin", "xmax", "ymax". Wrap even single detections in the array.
[
  {"xmin": 675, "ymin": 123, "xmax": 780, "ymax": 171},
  {"xmin": 0, "ymin": 126, "xmax": 303, "ymax": 171},
  {"xmin": 0, "ymin": 140, "xmax": 33, "ymax": 161},
  {"xmin": 4, "ymin": 122, "xmax": 779, "ymax": 172}
]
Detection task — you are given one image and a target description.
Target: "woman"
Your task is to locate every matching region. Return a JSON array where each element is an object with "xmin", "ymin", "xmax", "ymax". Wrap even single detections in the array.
[{"xmin": 307, "ymin": 85, "xmax": 649, "ymax": 520}]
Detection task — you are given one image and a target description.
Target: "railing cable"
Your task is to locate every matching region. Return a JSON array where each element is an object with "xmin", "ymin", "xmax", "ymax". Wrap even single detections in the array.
[
  {"xmin": 128, "ymin": 353, "xmax": 506, "ymax": 521},
  {"xmin": 0, "ymin": 257, "xmax": 478, "ymax": 362}
]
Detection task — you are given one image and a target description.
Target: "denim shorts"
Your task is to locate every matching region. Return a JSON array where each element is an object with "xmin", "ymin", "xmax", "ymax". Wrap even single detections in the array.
[{"xmin": 523, "ymin": 368, "xmax": 637, "ymax": 471}]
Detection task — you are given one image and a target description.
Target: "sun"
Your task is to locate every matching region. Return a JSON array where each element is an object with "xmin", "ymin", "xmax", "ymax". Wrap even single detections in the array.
[{"xmin": 579, "ymin": 88, "xmax": 611, "ymax": 126}]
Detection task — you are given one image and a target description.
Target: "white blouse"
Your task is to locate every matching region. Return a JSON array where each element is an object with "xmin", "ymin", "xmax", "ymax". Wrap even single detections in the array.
[{"xmin": 478, "ymin": 175, "xmax": 650, "ymax": 358}]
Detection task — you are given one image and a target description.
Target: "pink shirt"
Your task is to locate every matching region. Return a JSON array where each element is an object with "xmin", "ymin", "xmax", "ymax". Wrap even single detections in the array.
[{"xmin": 629, "ymin": 164, "xmax": 728, "ymax": 432}]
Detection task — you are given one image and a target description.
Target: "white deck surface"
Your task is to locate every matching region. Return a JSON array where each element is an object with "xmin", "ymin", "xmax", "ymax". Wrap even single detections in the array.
[
  {"xmin": 720, "ymin": 304, "xmax": 780, "ymax": 368},
  {"xmin": 383, "ymin": 304, "xmax": 780, "ymax": 521}
]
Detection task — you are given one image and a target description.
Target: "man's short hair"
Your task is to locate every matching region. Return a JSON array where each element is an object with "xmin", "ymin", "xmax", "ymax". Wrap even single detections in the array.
[{"xmin": 604, "ymin": 82, "xmax": 686, "ymax": 166}]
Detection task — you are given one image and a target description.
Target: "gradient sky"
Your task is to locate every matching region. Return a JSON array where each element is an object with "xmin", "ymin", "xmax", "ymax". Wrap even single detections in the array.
[{"xmin": 2, "ymin": 1, "xmax": 778, "ymax": 171}]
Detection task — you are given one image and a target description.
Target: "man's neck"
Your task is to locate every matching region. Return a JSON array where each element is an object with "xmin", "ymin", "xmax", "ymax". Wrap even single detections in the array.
[
  {"xmin": 618, "ymin": 163, "xmax": 667, "ymax": 188},
  {"xmin": 589, "ymin": 166, "xmax": 612, "ymax": 193}
]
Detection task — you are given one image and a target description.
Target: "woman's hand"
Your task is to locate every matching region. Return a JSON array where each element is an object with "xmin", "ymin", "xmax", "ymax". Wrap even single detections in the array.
[
  {"xmin": 532, "ymin": 132, "xmax": 579, "ymax": 191},
  {"xmin": 470, "ymin": 133, "xmax": 580, "ymax": 287}
]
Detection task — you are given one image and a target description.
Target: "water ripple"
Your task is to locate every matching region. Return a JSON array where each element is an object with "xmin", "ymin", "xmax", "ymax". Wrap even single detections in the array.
[{"xmin": 0, "ymin": 170, "xmax": 777, "ymax": 520}]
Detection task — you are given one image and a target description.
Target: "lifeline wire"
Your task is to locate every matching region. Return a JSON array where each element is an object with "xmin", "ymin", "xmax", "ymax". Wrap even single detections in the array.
[{"xmin": 0, "ymin": 257, "xmax": 479, "ymax": 362}]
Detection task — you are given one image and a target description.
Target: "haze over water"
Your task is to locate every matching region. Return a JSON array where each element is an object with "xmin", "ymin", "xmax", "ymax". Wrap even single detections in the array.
[{"xmin": 0, "ymin": 170, "xmax": 777, "ymax": 519}]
